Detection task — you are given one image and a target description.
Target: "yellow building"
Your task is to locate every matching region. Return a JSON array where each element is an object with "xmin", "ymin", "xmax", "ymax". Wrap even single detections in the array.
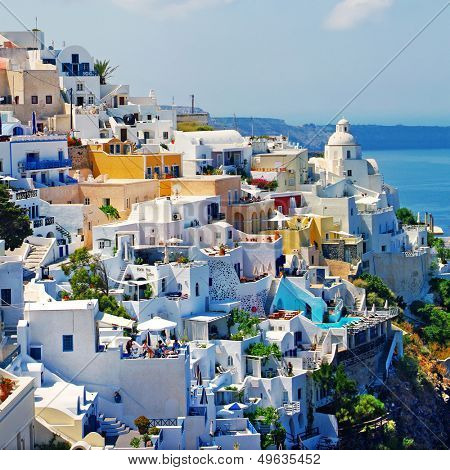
[{"xmin": 87, "ymin": 138, "xmax": 182, "ymax": 180}]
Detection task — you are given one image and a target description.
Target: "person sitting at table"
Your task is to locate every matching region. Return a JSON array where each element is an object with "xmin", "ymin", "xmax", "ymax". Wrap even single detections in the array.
[
  {"xmin": 125, "ymin": 339, "xmax": 133, "ymax": 356},
  {"xmin": 141, "ymin": 340, "xmax": 151, "ymax": 358},
  {"xmin": 172, "ymin": 338, "xmax": 181, "ymax": 351},
  {"xmin": 155, "ymin": 341, "xmax": 165, "ymax": 358}
]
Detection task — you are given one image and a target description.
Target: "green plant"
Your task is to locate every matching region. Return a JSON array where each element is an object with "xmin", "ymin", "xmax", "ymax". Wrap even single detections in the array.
[
  {"xmin": 94, "ymin": 59, "xmax": 119, "ymax": 85},
  {"xmin": 143, "ymin": 285, "xmax": 153, "ymax": 300},
  {"xmin": 35, "ymin": 436, "xmax": 71, "ymax": 450},
  {"xmin": 134, "ymin": 257, "xmax": 144, "ymax": 265},
  {"xmin": 396, "ymin": 207, "xmax": 416, "ymax": 225},
  {"xmin": 0, "ymin": 184, "xmax": 33, "ymax": 250},
  {"xmin": 130, "ymin": 437, "xmax": 141, "ymax": 448},
  {"xmin": 148, "ymin": 426, "xmax": 160, "ymax": 436},
  {"xmin": 99, "ymin": 204, "xmax": 120, "ymax": 221},
  {"xmin": 134, "ymin": 416, "xmax": 150, "ymax": 435},
  {"xmin": 246, "ymin": 342, "xmax": 281, "ymax": 360}
]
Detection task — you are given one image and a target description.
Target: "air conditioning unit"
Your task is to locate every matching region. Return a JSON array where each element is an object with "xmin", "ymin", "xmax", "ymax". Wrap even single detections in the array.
[{"xmin": 173, "ymin": 213, "xmax": 181, "ymax": 221}]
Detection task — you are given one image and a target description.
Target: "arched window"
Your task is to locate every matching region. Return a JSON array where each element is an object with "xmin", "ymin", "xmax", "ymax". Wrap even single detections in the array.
[
  {"xmin": 227, "ymin": 356, "xmax": 233, "ymax": 366},
  {"xmin": 195, "ymin": 282, "xmax": 200, "ymax": 297},
  {"xmin": 13, "ymin": 126, "xmax": 24, "ymax": 136}
]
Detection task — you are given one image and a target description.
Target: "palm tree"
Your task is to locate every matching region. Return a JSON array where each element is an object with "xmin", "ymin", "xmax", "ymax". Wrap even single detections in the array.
[{"xmin": 94, "ymin": 59, "xmax": 119, "ymax": 85}]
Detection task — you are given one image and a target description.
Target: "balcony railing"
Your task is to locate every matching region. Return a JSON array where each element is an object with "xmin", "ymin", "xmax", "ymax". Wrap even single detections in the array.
[
  {"xmin": 63, "ymin": 71, "xmax": 98, "ymax": 77},
  {"xmin": 33, "ymin": 219, "xmax": 43, "ymax": 228},
  {"xmin": 0, "ymin": 344, "xmax": 20, "ymax": 370},
  {"xmin": 24, "ymin": 159, "xmax": 72, "ymax": 171},
  {"xmin": 12, "ymin": 189, "xmax": 38, "ymax": 200},
  {"xmin": 45, "ymin": 216, "xmax": 54, "ymax": 226}
]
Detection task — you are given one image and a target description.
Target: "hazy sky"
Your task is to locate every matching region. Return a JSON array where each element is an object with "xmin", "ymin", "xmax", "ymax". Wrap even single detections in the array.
[{"xmin": 2, "ymin": 0, "xmax": 449, "ymax": 125}]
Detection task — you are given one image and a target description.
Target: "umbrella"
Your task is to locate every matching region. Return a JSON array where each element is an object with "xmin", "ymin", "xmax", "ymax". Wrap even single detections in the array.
[
  {"xmin": 269, "ymin": 211, "xmax": 290, "ymax": 223},
  {"xmin": 197, "ymin": 370, "xmax": 203, "ymax": 386},
  {"xmin": 384, "ymin": 300, "xmax": 389, "ymax": 309},
  {"xmin": 209, "ymin": 419, "xmax": 214, "ymax": 437},
  {"xmin": 200, "ymin": 386, "xmax": 208, "ymax": 405},
  {"xmin": 167, "ymin": 237, "xmax": 183, "ymax": 245},
  {"xmin": 31, "ymin": 111, "xmax": 37, "ymax": 134},
  {"xmin": 224, "ymin": 402, "xmax": 247, "ymax": 411},
  {"xmin": 371, "ymin": 304, "xmax": 376, "ymax": 313},
  {"xmin": 137, "ymin": 316, "xmax": 177, "ymax": 332},
  {"xmin": 364, "ymin": 307, "xmax": 368, "ymax": 316}
]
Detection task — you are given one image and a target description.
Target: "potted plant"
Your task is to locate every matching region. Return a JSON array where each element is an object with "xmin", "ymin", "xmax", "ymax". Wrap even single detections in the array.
[
  {"xmin": 219, "ymin": 244, "xmax": 226, "ymax": 256},
  {"xmin": 148, "ymin": 426, "xmax": 160, "ymax": 436},
  {"xmin": 130, "ymin": 437, "xmax": 141, "ymax": 449},
  {"xmin": 0, "ymin": 377, "xmax": 15, "ymax": 402},
  {"xmin": 134, "ymin": 416, "xmax": 150, "ymax": 435}
]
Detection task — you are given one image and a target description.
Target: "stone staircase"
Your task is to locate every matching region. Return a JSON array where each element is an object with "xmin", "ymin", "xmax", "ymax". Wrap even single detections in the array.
[
  {"xmin": 97, "ymin": 414, "xmax": 131, "ymax": 445},
  {"xmin": 24, "ymin": 244, "xmax": 48, "ymax": 271},
  {"xmin": 56, "ymin": 223, "xmax": 72, "ymax": 243},
  {"xmin": 114, "ymin": 266, "xmax": 127, "ymax": 289}
]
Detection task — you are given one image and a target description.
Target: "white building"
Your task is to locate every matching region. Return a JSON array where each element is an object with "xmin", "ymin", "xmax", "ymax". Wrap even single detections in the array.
[
  {"xmin": 0, "ymin": 368, "xmax": 35, "ymax": 450},
  {"xmin": 171, "ymin": 130, "xmax": 252, "ymax": 176},
  {"xmin": 0, "ymin": 240, "xmax": 24, "ymax": 328}
]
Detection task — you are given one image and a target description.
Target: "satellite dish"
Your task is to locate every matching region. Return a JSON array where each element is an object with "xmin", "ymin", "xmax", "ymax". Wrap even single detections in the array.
[{"xmin": 123, "ymin": 114, "xmax": 136, "ymax": 125}]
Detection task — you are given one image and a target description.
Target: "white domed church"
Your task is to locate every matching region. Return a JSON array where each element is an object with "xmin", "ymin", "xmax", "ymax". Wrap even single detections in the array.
[{"xmin": 317, "ymin": 118, "xmax": 383, "ymax": 193}]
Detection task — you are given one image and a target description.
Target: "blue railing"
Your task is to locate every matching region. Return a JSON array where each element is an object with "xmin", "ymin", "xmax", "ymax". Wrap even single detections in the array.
[
  {"xmin": 63, "ymin": 71, "xmax": 98, "ymax": 77},
  {"xmin": 247, "ymin": 419, "xmax": 258, "ymax": 435},
  {"xmin": 0, "ymin": 344, "xmax": 21, "ymax": 369},
  {"xmin": 25, "ymin": 159, "xmax": 72, "ymax": 170}
]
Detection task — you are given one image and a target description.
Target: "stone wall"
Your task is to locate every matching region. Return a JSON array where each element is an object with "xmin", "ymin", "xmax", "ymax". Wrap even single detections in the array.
[{"xmin": 69, "ymin": 145, "xmax": 91, "ymax": 170}]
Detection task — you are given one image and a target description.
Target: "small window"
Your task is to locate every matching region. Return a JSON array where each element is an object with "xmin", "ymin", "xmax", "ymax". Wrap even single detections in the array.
[
  {"xmin": 164, "ymin": 166, "xmax": 169, "ymax": 174},
  {"xmin": 381, "ymin": 245, "xmax": 386, "ymax": 252},
  {"xmin": 0, "ymin": 160, "xmax": 3, "ymax": 172},
  {"xmin": 209, "ymin": 278, "xmax": 212, "ymax": 287},
  {"xmin": 62, "ymin": 335, "xmax": 73, "ymax": 352},
  {"xmin": 195, "ymin": 282, "xmax": 200, "ymax": 297},
  {"xmin": 297, "ymin": 388, "xmax": 302, "ymax": 400},
  {"xmin": 227, "ymin": 356, "xmax": 233, "ymax": 366},
  {"xmin": 347, "ymin": 170, "xmax": 352, "ymax": 177},
  {"xmin": 163, "ymin": 131, "xmax": 169, "ymax": 139},
  {"xmin": 161, "ymin": 278, "xmax": 166, "ymax": 292},
  {"xmin": 228, "ymin": 230, "xmax": 232, "ymax": 239},
  {"xmin": 147, "ymin": 114, "xmax": 152, "ymax": 120},
  {"xmin": 103, "ymin": 198, "xmax": 111, "ymax": 206},
  {"xmin": 99, "ymin": 241, "xmax": 105, "ymax": 249},
  {"xmin": 109, "ymin": 145, "xmax": 115, "ymax": 154},
  {"xmin": 76, "ymin": 83, "xmax": 83, "ymax": 91},
  {"xmin": 350, "ymin": 208, "xmax": 354, "ymax": 216},
  {"xmin": 228, "ymin": 190, "xmax": 232, "ymax": 206},
  {"xmin": 1, "ymin": 288, "xmax": 12, "ymax": 306},
  {"xmin": 88, "ymin": 96, "xmax": 94, "ymax": 104},
  {"xmin": 346, "ymin": 150, "xmax": 351, "ymax": 159},
  {"xmin": 146, "ymin": 167, "xmax": 152, "ymax": 178},
  {"xmin": 84, "ymin": 197, "xmax": 90, "ymax": 205},
  {"xmin": 45, "ymin": 95, "xmax": 52, "ymax": 104},
  {"xmin": 31, "ymin": 95, "xmax": 38, "ymax": 104}
]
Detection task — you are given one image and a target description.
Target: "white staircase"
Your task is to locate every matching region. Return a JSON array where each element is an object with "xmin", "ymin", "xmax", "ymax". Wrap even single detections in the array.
[
  {"xmin": 24, "ymin": 244, "xmax": 48, "ymax": 271},
  {"xmin": 98, "ymin": 414, "xmax": 131, "ymax": 439},
  {"xmin": 113, "ymin": 266, "xmax": 127, "ymax": 289}
]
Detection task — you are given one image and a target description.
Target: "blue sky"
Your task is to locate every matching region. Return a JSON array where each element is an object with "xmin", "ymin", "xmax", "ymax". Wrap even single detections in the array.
[{"xmin": 2, "ymin": 0, "xmax": 449, "ymax": 125}]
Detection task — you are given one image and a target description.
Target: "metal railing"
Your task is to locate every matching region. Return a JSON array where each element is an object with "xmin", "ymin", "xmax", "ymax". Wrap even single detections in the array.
[
  {"xmin": 45, "ymin": 217, "xmax": 54, "ymax": 226},
  {"xmin": 33, "ymin": 219, "xmax": 43, "ymax": 228},
  {"xmin": 13, "ymin": 189, "xmax": 38, "ymax": 200},
  {"xmin": 0, "ymin": 344, "xmax": 21, "ymax": 369},
  {"xmin": 24, "ymin": 159, "xmax": 72, "ymax": 170}
]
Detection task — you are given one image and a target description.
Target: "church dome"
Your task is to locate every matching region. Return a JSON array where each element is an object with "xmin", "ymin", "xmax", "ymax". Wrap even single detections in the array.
[
  {"xmin": 327, "ymin": 131, "xmax": 356, "ymax": 146},
  {"xmin": 337, "ymin": 118, "xmax": 349, "ymax": 126}
]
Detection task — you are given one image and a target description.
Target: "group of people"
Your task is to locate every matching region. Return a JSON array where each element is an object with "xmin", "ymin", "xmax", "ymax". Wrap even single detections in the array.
[{"xmin": 124, "ymin": 337, "xmax": 181, "ymax": 359}]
